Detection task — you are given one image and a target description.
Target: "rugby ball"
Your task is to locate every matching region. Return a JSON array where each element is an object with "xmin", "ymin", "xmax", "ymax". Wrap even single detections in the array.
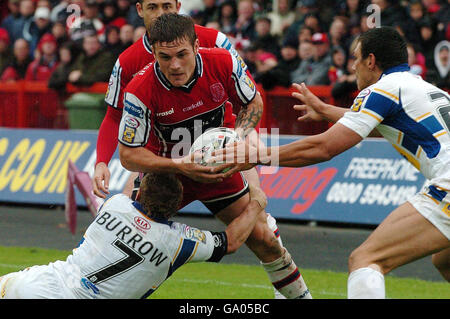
[{"xmin": 189, "ymin": 127, "xmax": 240, "ymax": 166}]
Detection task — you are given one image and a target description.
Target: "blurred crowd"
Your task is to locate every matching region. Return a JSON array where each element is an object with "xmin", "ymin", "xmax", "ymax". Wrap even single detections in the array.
[{"xmin": 0, "ymin": 0, "xmax": 448, "ymax": 101}]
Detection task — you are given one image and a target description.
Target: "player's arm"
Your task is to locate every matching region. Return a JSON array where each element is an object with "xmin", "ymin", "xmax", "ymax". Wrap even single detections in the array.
[
  {"xmin": 234, "ymin": 93, "xmax": 264, "ymax": 138},
  {"xmin": 93, "ymin": 107, "xmax": 123, "ymax": 198}
]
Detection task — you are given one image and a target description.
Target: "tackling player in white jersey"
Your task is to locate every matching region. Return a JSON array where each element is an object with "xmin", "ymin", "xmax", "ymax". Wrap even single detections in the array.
[
  {"xmin": 0, "ymin": 173, "xmax": 268, "ymax": 299},
  {"xmin": 212, "ymin": 27, "xmax": 450, "ymax": 298}
]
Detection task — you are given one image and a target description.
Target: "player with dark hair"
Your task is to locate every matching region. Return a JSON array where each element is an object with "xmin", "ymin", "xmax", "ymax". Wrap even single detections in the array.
[
  {"xmin": 0, "ymin": 172, "xmax": 267, "ymax": 299},
  {"xmin": 213, "ymin": 26, "xmax": 450, "ymax": 297},
  {"xmin": 118, "ymin": 13, "xmax": 312, "ymax": 299}
]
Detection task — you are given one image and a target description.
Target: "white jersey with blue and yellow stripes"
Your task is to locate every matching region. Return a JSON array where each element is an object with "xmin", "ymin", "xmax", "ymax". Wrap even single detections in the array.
[
  {"xmin": 338, "ymin": 64, "xmax": 450, "ymax": 191},
  {"xmin": 49, "ymin": 194, "xmax": 223, "ymax": 299}
]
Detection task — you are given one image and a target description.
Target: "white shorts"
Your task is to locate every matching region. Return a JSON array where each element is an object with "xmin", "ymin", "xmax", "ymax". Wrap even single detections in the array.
[
  {"xmin": 0, "ymin": 265, "xmax": 64, "ymax": 299},
  {"xmin": 408, "ymin": 190, "xmax": 450, "ymax": 240}
]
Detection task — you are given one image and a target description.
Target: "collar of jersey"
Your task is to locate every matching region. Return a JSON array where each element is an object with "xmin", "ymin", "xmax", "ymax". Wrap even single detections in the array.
[
  {"xmin": 154, "ymin": 53, "xmax": 204, "ymax": 93},
  {"xmin": 143, "ymin": 32, "xmax": 152, "ymax": 54},
  {"xmin": 132, "ymin": 201, "xmax": 170, "ymax": 225},
  {"xmin": 380, "ymin": 63, "xmax": 410, "ymax": 78}
]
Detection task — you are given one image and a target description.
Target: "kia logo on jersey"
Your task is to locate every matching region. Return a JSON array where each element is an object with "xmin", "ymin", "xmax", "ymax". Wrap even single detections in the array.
[
  {"xmin": 134, "ymin": 216, "xmax": 151, "ymax": 231},
  {"xmin": 210, "ymin": 83, "xmax": 225, "ymax": 102}
]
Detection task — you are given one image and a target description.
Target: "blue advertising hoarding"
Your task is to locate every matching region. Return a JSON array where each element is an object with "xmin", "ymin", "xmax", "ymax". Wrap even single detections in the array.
[{"xmin": 0, "ymin": 128, "xmax": 426, "ymax": 225}]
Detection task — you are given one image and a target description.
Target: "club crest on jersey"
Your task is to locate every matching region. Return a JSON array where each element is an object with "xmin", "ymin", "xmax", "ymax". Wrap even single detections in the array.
[{"xmin": 210, "ymin": 83, "xmax": 225, "ymax": 102}]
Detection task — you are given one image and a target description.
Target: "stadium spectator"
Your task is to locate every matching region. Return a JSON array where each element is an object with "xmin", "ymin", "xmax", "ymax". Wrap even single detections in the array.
[
  {"xmin": 328, "ymin": 46, "xmax": 347, "ymax": 84},
  {"xmin": 216, "ymin": 27, "xmax": 450, "ymax": 296},
  {"xmin": 101, "ymin": 0, "xmax": 128, "ymax": 29},
  {"xmin": 68, "ymin": 0, "xmax": 105, "ymax": 45},
  {"xmin": 370, "ymin": 0, "xmax": 405, "ymax": 27},
  {"xmin": 418, "ymin": 17, "xmax": 442, "ymax": 76},
  {"xmin": 297, "ymin": 25, "xmax": 314, "ymax": 44},
  {"xmin": 258, "ymin": 37, "xmax": 300, "ymax": 90},
  {"xmin": 119, "ymin": 24, "xmax": 134, "ymax": 48},
  {"xmin": 117, "ymin": 13, "xmax": 312, "ymax": 300},
  {"xmin": 291, "ymin": 32, "xmax": 332, "ymax": 85},
  {"xmin": 297, "ymin": 39, "xmax": 314, "ymax": 61},
  {"xmin": 0, "ymin": 28, "xmax": 13, "ymax": 76},
  {"xmin": 283, "ymin": 0, "xmax": 319, "ymax": 44},
  {"xmin": 51, "ymin": 20, "xmax": 69, "ymax": 47},
  {"xmin": 133, "ymin": 25, "xmax": 146, "ymax": 43},
  {"xmin": 67, "ymin": 34, "xmax": 115, "ymax": 86},
  {"xmin": 427, "ymin": 40, "xmax": 450, "ymax": 88},
  {"xmin": 217, "ymin": 0, "xmax": 238, "ymax": 36},
  {"xmin": 331, "ymin": 52, "xmax": 357, "ymax": 107},
  {"xmin": 12, "ymin": 0, "xmax": 35, "ymax": 46},
  {"xmin": 0, "ymin": 172, "xmax": 268, "ymax": 299},
  {"xmin": 49, "ymin": 0, "xmax": 70, "ymax": 24},
  {"xmin": 253, "ymin": 16, "xmax": 281, "ymax": 58},
  {"xmin": 201, "ymin": 0, "xmax": 220, "ymax": 26},
  {"xmin": 48, "ymin": 41, "xmax": 78, "ymax": 90},
  {"xmin": 1, "ymin": 0, "xmax": 22, "ymax": 45},
  {"xmin": 25, "ymin": 33, "xmax": 58, "ymax": 81},
  {"xmin": 23, "ymin": 6, "xmax": 53, "ymax": 55},
  {"xmin": 267, "ymin": 0, "xmax": 296, "ymax": 37},
  {"xmin": 104, "ymin": 25, "xmax": 123, "ymax": 60},
  {"xmin": 234, "ymin": 0, "xmax": 257, "ymax": 42},
  {"xmin": 407, "ymin": 42, "xmax": 427, "ymax": 79},
  {"xmin": 328, "ymin": 16, "xmax": 350, "ymax": 50},
  {"xmin": 0, "ymin": 38, "xmax": 32, "ymax": 81}
]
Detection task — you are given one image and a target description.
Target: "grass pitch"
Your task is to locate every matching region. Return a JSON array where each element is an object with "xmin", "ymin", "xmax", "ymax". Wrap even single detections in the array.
[{"xmin": 0, "ymin": 246, "xmax": 448, "ymax": 299}]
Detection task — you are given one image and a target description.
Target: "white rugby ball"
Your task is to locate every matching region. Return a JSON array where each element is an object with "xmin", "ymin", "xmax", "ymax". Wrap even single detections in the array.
[{"xmin": 189, "ymin": 127, "xmax": 240, "ymax": 166}]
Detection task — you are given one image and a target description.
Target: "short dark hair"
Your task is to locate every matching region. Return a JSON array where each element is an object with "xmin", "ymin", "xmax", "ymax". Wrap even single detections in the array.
[
  {"xmin": 358, "ymin": 27, "xmax": 408, "ymax": 71},
  {"xmin": 149, "ymin": 13, "xmax": 197, "ymax": 47},
  {"xmin": 139, "ymin": 172, "xmax": 183, "ymax": 220}
]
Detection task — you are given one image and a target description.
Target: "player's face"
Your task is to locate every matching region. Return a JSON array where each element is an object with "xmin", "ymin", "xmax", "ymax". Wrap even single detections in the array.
[
  {"xmin": 352, "ymin": 42, "xmax": 375, "ymax": 90},
  {"xmin": 153, "ymin": 37, "xmax": 199, "ymax": 87},
  {"xmin": 136, "ymin": 0, "xmax": 180, "ymax": 32}
]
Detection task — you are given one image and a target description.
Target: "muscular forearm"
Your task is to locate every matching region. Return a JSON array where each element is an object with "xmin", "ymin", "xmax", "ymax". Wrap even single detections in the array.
[
  {"xmin": 320, "ymin": 103, "xmax": 349, "ymax": 123},
  {"xmin": 234, "ymin": 93, "xmax": 263, "ymax": 138},
  {"xmin": 118, "ymin": 144, "xmax": 179, "ymax": 174}
]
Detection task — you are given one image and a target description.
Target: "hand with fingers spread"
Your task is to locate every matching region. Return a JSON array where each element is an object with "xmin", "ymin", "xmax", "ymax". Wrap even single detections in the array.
[
  {"xmin": 291, "ymin": 82, "xmax": 328, "ymax": 122},
  {"xmin": 209, "ymin": 140, "xmax": 266, "ymax": 178},
  {"xmin": 92, "ymin": 162, "xmax": 111, "ymax": 199}
]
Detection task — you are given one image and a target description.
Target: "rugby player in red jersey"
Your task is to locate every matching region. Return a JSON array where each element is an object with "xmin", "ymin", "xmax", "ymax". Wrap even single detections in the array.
[
  {"xmin": 117, "ymin": 13, "xmax": 312, "ymax": 299},
  {"xmin": 95, "ymin": 0, "xmax": 249, "ymax": 198}
]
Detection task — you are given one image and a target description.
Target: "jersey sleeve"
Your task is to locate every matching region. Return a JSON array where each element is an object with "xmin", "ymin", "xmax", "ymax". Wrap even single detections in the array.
[
  {"xmin": 168, "ymin": 222, "xmax": 227, "ymax": 271},
  {"xmin": 337, "ymin": 84, "xmax": 400, "ymax": 138},
  {"xmin": 104, "ymin": 58, "xmax": 123, "ymax": 109},
  {"xmin": 226, "ymin": 51, "xmax": 257, "ymax": 107},
  {"xmin": 118, "ymin": 92, "xmax": 152, "ymax": 147}
]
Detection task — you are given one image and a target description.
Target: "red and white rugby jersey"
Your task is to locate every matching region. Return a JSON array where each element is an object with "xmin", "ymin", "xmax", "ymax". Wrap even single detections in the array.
[
  {"xmin": 118, "ymin": 47, "xmax": 257, "ymax": 158},
  {"xmin": 105, "ymin": 25, "xmax": 246, "ymax": 110}
]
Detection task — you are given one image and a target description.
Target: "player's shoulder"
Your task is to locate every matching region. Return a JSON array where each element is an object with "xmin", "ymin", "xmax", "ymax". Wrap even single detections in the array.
[
  {"xmin": 100, "ymin": 194, "xmax": 132, "ymax": 212},
  {"xmin": 194, "ymin": 24, "xmax": 218, "ymax": 42},
  {"xmin": 125, "ymin": 62, "xmax": 156, "ymax": 93}
]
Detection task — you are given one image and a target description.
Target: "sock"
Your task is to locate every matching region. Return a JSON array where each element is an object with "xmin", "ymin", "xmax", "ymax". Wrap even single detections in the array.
[
  {"xmin": 262, "ymin": 248, "xmax": 312, "ymax": 299},
  {"xmin": 266, "ymin": 213, "xmax": 286, "ymax": 299},
  {"xmin": 348, "ymin": 267, "xmax": 385, "ymax": 299}
]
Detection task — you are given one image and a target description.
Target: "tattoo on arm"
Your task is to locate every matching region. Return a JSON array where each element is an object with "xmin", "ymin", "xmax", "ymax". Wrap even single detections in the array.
[{"xmin": 235, "ymin": 104, "xmax": 262, "ymax": 137}]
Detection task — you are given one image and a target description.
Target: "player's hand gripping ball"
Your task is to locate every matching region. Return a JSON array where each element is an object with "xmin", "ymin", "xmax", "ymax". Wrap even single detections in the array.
[{"xmin": 189, "ymin": 127, "xmax": 240, "ymax": 172}]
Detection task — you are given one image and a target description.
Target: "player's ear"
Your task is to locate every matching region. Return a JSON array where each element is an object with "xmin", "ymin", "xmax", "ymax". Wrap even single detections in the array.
[
  {"xmin": 136, "ymin": 2, "xmax": 144, "ymax": 18},
  {"xmin": 193, "ymin": 38, "xmax": 199, "ymax": 55},
  {"xmin": 367, "ymin": 53, "xmax": 377, "ymax": 70},
  {"xmin": 176, "ymin": 0, "xmax": 181, "ymax": 12}
]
